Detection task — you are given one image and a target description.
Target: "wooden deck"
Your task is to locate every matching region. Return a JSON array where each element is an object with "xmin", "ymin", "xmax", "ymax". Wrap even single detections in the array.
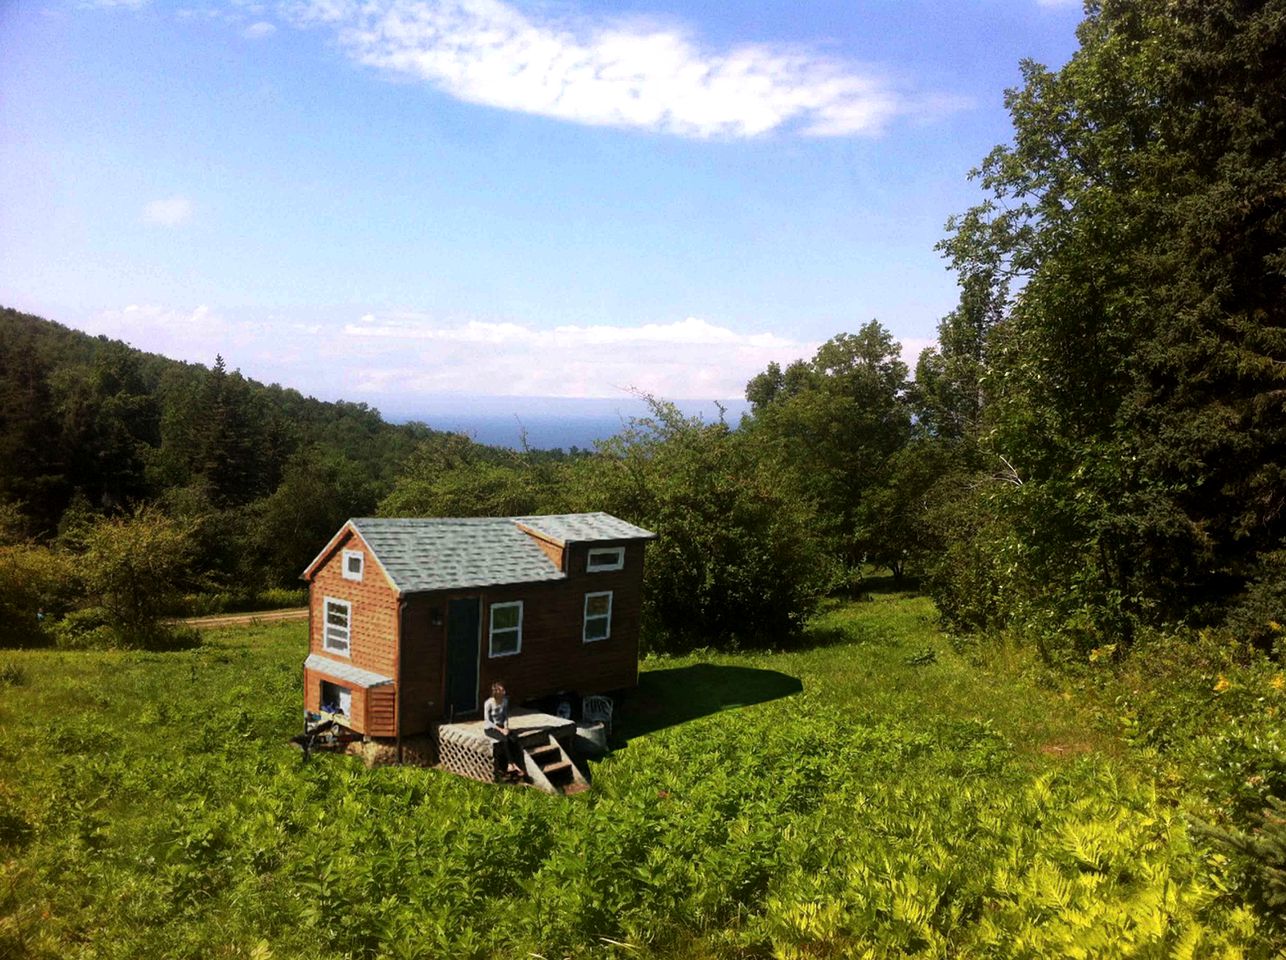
[
  {"xmin": 440, "ymin": 707, "xmax": 576, "ymax": 743},
  {"xmin": 437, "ymin": 708, "xmax": 588, "ymax": 795}
]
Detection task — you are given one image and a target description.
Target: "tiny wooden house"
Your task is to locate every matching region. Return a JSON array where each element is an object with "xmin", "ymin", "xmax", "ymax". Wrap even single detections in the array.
[{"xmin": 300, "ymin": 513, "xmax": 655, "ymax": 739}]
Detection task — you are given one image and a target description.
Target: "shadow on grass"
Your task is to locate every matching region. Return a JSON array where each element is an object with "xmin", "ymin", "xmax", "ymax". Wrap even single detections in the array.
[
  {"xmin": 859, "ymin": 572, "xmax": 922, "ymax": 596},
  {"xmin": 615, "ymin": 663, "xmax": 803, "ymax": 743}
]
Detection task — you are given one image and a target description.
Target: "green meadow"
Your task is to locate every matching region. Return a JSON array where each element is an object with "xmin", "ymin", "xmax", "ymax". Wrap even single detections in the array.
[{"xmin": 0, "ymin": 590, "xmax": 1270, "ymax": 958}]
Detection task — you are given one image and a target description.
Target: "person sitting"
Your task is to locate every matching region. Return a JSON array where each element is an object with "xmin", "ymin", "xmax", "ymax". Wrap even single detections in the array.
[{"xmin": 483, "ymin": 681, "xmax": 525, "ymax": 781}]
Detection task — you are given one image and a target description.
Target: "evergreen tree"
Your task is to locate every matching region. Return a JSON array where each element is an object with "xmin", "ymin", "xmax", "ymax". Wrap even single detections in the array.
[{"xmin": 939, "ymin": 0, "xmax": 1286, "ymax": 642}]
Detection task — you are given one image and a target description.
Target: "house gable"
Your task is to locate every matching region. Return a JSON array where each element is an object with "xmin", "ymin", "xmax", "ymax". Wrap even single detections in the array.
[{"xmin": 301, "ymin": 521, "xmax": 398, "ymax": 594}]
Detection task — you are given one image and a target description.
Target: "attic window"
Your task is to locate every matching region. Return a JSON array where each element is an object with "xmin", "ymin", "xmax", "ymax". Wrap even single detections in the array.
[
  {"xmin": 342, "ymin": 549, "xmax": 364, "ymax": 581},
  {"xmin": 488, "ymin": 601, "xmax": 523, "ymax": 658},
  {"xmin": 586, "ymin": 547, "xmax": 624, "ymax": 572},
  {"xmin": 323, "ymin": 597, "xmax": 351, "ymax": 656}
]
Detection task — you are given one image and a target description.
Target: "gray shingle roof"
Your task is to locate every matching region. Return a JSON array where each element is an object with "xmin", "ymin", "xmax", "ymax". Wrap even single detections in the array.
[
  {"xmin": 514, "ymin": 512, "xmax": 656, "ymax": 545},
  {"xmin": 343, "ymin": 513, "xmax": 654, "ymax": 594},
  {"xmin": 304, "ymin": 653, "xmax": 393, "ymax": 688},
  {"xmin": 349, "ymin": 517, "xmax": 560, "ymax": 594}
]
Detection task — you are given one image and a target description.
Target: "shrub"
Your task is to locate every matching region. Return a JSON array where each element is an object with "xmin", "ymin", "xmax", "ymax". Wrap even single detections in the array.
[
  {"xmin": 1226, "ymin": 549, "xmax": 1286, "ymax": 654},
  {"xmin": 51, "ymin": 607, "xmax": 117, "ymax": 650},
  {"xmin": 567, "ymin": 400, "xmax": 830, "ymax": 651},
  {"xmin": 0, "ymin": 544, "xmax": 77, "ymax": 647},
  {"xmin": 51, "ymin": 607, "xmax": 199, "ymax": 651},
  {"xmin": 170, "ymin": 587, "xmax": 308, "ymax": 617},
  {"xmin": 79, "ymin": 505, "xmax": 195, "ymax": 636}
]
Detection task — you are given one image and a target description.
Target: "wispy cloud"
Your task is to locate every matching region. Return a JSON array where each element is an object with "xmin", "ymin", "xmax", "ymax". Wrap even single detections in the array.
[
  {"xmin": 278, "ymin": 0, "xmax": 931, "ymax": 139},
  {"xmin": 141, "ymin": 195, "xmax": 194, "ymax": 226},
  {"xmin": 243, "ymin": 20, "xmax": 277, "ymax": 37},
  {"xmin": 87, "ymin": 304, "xmax": 321, "ymax": 376},
  {"xmin": 340, "ymin": 313, "xmax": 818, "ymax": 398},
  {"xmin": 84, "ymin": 305, "xmax": 930, "ymax": 402}
]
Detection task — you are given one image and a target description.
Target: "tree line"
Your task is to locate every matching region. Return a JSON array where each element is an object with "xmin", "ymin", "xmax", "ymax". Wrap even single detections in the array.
[{"xmin": 2, "ymin": 0, "xmax": 1283, "ymax": 664}]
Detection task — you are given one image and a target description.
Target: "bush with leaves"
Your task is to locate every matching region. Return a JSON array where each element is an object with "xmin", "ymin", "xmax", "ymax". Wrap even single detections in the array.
[
  {"xmin": 569, "ymin": 399, "xmax": 830, "ymax": 650},
  {"xmin": 743, "ymin": 322, "xmax": 912, "ymax": 573},
  {"xmin": 77, "ymin": 505, "xmax": 198, "ymax": 648},
  {"xmin": 0, "ymin": 543, "xmax": 76, "ymax": 647}
]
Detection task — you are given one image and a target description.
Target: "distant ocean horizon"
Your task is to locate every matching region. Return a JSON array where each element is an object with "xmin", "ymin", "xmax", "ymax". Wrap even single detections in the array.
[{"xmin": 381, "ymin": 396, "xmax": 750, "ymax": 451}]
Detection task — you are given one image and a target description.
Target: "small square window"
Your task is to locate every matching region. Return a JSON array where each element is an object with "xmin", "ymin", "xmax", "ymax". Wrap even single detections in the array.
[
  {"xmin": 323, "ymin": 597, "xmax": 351, "ymax": 656},
  {"xmin": 586, "ymin": 547, "xmax": 624, "ymax": 572},
  {"xmin": 489, "ymin": 601, "xmax": 523, "ymax": 657},
  {"xmin": 342, "ymin": 549, "xmax": 364, "ymax": 581},
  {"xmin": 320, "ymin": 680, "xmax": 352, "ymax": 718},
  {"xmin": 583, "ymin": 591, "xmax": 612, "ymax": 642}
]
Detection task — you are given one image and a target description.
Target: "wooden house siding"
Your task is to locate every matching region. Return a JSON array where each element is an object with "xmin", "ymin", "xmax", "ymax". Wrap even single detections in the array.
[
  {"xmin": 308, "ymin": 529, "xmax": 400, "ymax": 680},
  {"xmin": 390, "ymin": 539, "xmax": 645, "ymax": 732},
  {"xmin": 398, "ymin": 599, "xmax": 445, "ymax": 736},
  {"xmin": 305, "ymin": 527, "xmax": 402, "ymax": 736},
  {"xmin": 366, "ymin": 687, "xmax": 397, "ymax": 737}
]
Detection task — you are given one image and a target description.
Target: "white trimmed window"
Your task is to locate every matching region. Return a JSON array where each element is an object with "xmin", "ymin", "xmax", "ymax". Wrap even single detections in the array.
[
  {"xmin": 583, "ymin": 591, "xmax": 613, "ymax": 643},
  {"xmin": 342, "ymin": 549, "xmax": 364, "ymax": 581},
  {"xmin": 586, "ymin": 547, "xmax": 625, "ymax": 572},
  {"xmin": 323, "ymin": 597, "xmax": 351, "ymax": 656},
  {"xmin": 489, "ymin": 601, "xmax": 523, "ymax": 658}
]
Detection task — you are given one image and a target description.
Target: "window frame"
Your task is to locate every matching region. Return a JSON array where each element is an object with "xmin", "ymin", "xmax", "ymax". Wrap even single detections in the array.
[
  {"xmin": 322, "ymin": 596, "xmax": 352, "ymax": 657},
  {"xmin": 583, "ymin": 590, "xmax": 613, "ymax": 643},
  {"xmin": 488, "ymin": 600, "xmax": 523, "ymax": 658},
  {"xmin": 586, "ymin": 547, "xmax": 625, "ymax": 572},
  {"xmin": 341, "ymin": 549, "xmax": 364, "ymax": 581}
]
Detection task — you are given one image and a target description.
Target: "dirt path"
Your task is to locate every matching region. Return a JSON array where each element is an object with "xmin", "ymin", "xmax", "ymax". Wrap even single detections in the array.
[{"xmin": 181, "ymin": 607, "xmax": 308, "ymax": 629}]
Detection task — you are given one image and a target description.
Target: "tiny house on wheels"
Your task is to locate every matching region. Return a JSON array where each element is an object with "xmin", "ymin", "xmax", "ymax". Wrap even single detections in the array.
[{"xmin": 299, "ymin": 513, "xmax": 655, "ymax": 783}]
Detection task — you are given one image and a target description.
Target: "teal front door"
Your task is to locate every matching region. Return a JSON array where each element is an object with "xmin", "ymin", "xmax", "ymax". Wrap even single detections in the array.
[{"xmin": 446, "ymin": 598, "xmax": 481, "ymax": 717}]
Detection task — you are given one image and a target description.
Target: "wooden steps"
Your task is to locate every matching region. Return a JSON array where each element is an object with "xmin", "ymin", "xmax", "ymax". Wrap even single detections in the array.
[{"xmin": 521, "ymin": 732, "xmax": 589, "ymax": 796}]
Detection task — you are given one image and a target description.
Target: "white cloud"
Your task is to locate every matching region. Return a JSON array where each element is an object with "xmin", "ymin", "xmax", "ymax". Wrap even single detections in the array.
[
  {"xmin": 83, "ymin": 304, "xmax": 933, "ymax": 405},
  {"xmin": 340, "ymin": 313, "xmax": 818, "ymax": 399},
  {"xmin": 88, "ymin": 305, "xmax": 252, "ymax": 363},
  {"xmin": 80, "ymin": 0, "xmax": 152, "ymax": 8},
  {"xmin": 141, "ymin": 195, "xmax": 193, "ymax": 226},
  {"xmin": 85, "ymin": 304, "xmax": 326, "ymax": 384},
  {"xmin": 900, "ymin": 337, "xmax": 938, "ymax": 371},
  {"xmin": 278, "ymin": 0, "xmax": 928, "ymax": 139},
  {"xmin": 243, "ymin": 19, "xmax": 277, "ymax": 37}
]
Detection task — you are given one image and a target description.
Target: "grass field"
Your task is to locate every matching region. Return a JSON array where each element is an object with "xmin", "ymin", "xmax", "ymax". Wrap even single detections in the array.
[{"xmin": 0, "ymin": 587, "xmax": 1271, "ymax": 958}]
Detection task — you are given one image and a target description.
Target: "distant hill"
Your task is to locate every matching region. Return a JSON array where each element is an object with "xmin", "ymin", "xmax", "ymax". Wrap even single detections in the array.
[{"xmin": 0, "ymin": 306, "xmax": 454, "ymax": 583}]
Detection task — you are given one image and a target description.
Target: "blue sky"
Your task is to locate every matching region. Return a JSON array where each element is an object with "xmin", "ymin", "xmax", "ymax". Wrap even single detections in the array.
[{"xmin": 0, "ymin": 0, "xmax": 1083, "ymax": 410}]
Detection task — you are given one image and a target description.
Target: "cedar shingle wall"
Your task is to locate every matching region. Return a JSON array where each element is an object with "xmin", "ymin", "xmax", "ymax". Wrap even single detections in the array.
[
  {"xmin": 527, "ymin": 534, "xmax": 565, "ymax": 570},
  {"xmin": 309, "ymin": 530, "xmax": 400, "ymax": 679},
  {"xmin": 306, "ymin": 528, "xmax": 402, "ymax": 737}
]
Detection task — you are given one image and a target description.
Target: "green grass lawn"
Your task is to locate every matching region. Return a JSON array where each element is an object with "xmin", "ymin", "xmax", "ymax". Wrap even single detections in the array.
[{"xmin": 0, "ymin": 590, "xmax": 1270, "ymax": 958}]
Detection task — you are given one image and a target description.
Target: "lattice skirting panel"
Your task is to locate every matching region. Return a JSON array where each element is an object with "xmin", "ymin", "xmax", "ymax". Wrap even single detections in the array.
[{"xmin": 437, "ymin": 726, "xmax": 499, "ymax": 783}]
